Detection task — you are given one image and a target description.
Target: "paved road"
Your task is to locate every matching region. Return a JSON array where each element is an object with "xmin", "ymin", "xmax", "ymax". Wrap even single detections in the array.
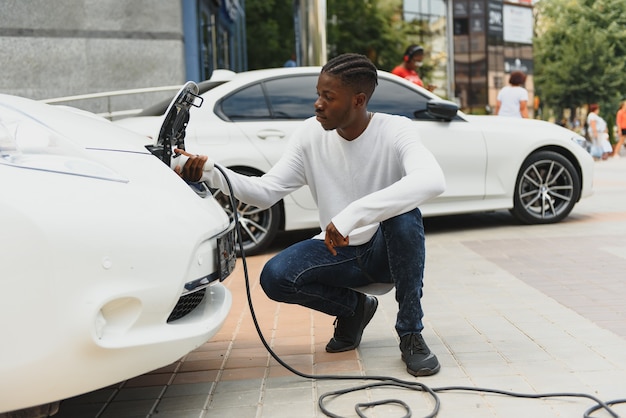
[{"xmin": 54, "ymin": 156, "xmax": 626, "ymax": 418}]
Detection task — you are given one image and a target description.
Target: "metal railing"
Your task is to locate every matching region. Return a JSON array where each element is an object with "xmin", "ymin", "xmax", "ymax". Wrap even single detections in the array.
[{"xmin": 40, "ymin": 85, "xmax": 184, "ymax": 120}]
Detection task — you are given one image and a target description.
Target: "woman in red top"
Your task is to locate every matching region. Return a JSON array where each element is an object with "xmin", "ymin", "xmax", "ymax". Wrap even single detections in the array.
[{"xmin": 614, "ymin": 101, "xmax": 626, "ymax": 157}]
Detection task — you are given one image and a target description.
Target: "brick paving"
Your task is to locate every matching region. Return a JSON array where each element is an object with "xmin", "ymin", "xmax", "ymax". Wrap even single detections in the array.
[{"xmin": 53, "ymin": 156, "xmax": 626, "ymax": 418}]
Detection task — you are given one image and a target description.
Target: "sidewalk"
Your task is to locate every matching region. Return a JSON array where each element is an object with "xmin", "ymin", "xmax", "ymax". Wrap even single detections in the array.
[{"xmin": 56, "ymin": 157, "xmax": 626, "ymax": 418}]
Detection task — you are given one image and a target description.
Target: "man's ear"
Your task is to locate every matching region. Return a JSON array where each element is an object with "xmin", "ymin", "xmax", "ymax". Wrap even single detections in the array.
[{"xmin": 353, "ymin": 92, "xmax": 367, "ymax": 108}]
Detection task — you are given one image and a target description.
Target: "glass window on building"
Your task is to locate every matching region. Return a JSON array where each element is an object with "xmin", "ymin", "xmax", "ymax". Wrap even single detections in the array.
[
  {"xmin": 402, "ymin": 0, "xmax": 449, "ymax": 98},
  {"xmin": 183, "ymin": 0, "xmax": 246, "ymax": 82},
  {"xmin": 453, "ymin": 0, "xmax": 533, "ymax": 115}
]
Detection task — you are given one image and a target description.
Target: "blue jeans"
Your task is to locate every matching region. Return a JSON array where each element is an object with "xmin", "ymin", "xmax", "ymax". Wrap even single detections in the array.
[{"xmin": 260, "ymin": 208, "xmax": 426, "ymax": 337}]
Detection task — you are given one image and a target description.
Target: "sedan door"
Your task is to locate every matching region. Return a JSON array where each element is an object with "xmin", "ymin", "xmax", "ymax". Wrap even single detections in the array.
[
  {"xmin": 370, "ymin": 77, "xmax": 488, "ymax": 215},
  {"xmin": 217, "ymin": 74, "xmax": 320, "ymax": 210}
]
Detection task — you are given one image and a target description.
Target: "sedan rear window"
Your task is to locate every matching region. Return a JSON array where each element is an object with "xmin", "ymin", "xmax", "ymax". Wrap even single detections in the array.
[
  {"xmin": 265, "ymin": 76, "xmax": 317, "ymax": 119},
  {"xmin": 369, "ymin": 79, "xmax": 431, "ymax": 120},
  {"xmin": 221, "ymin": 84, "xmax": 271, "ymax": 120},
  {"xmin": 220, "ymin": 76, "xmax": 318, "ymax": 121}
]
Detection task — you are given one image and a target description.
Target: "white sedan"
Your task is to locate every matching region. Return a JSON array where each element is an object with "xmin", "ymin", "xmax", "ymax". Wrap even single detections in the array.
[
  {"xmin": 116, "ymin": 67, "xmax": 594, "ymax": 255},
  {"xmin": 0, "ymin": 84, "xmax": 235, "ymax": 416}
]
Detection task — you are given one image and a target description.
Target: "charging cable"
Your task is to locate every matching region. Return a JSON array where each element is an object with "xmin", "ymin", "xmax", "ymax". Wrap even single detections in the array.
[{"xmin": 213, "ymin": 163, "xmax": 624, "ymax": 418}]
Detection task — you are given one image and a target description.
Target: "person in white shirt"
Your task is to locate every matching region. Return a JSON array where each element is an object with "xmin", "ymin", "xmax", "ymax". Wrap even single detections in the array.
[
  {"xmin": 176, "ymin": 53, "xmax": 445, "ymax": 377},
  {"xmin": 586, "ymin": 103, "xmax": 612, "ymax": 160},
  {"xmin": 495, "ymin": 71, "xmax": 529, "ymax": 118}
]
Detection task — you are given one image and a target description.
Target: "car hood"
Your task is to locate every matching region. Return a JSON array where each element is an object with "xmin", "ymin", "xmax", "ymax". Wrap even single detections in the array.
[
  {"xmin": 465, "ymin": 114, "xmax": 585, "ymax": 142},
  {"xmin": 0, "ymin": 90, "xmax": 207, "ymax": 189},
  {"xmin": 2, "ymin": 83, "xmax": 206, "ymax": 185},
  {"xmin": 1, "ymin": 93, "xmax": 151, "ymax": 155}
]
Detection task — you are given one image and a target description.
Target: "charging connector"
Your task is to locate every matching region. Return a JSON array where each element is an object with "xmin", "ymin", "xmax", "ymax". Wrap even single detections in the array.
[{"xmin": 170, "ymin": 152, "xmax": 189, "ymax": 171}]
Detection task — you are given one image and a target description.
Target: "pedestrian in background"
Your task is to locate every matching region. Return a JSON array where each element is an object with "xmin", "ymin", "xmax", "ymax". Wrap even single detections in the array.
[
  {"xmin": 391, "ymin": 45, "xmax": 435, "ymax": 91},
  {"xmin": 613, "ymin": 100, "xmax": 626, "ymax": 158},
  {"xmin": 283, "ymin": 53, "xmax": 297, "ymax": 67},
  {"xmin": 587, "ymin": 103, "xmax": 612, "ymax": 160},
  {"xmin": 495, "ymin": 71, "xmax": 529, "ymax": 118}
]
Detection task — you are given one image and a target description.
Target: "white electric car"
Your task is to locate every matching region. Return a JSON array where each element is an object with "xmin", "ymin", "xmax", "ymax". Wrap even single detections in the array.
[
  {"xmin": 0, "ymin": 83, "xmax": 235, "ymax": 416},
  {"xmin": 116, "ymin": 67, "xmax": 595, "ymax": 256}
]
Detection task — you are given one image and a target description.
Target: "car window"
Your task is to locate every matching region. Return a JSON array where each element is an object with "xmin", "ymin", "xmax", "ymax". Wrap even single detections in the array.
[
  {"xmin": 264, "ymin": 76, "xmax": 317, "ymax": 119},
  {"xmin": 369, "ymin": 78, "xmax": 433, "ymax": 120},
  {"xmin": 220, "ymin": 83, "xmax": 271, "ymax": 120}
]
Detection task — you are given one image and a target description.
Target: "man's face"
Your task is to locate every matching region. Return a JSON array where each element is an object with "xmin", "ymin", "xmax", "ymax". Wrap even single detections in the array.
[
  {"xmin": 407, "ymin": 53, "xmax": 424, "ymax": 71},
  {"xmin": 314, "ymin": 73, "xmax": 357, "ymax": 131}
]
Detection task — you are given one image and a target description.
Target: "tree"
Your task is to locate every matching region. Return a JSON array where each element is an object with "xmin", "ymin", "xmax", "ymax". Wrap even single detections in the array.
[
  {"xmin": 245, "ymin": 0, "xmax": 296, "ymax": 69},
  {"xmin": 534, "ymin": 0, "xmax": 626, "ymax": 122},
  {"xmin": 326, "ymin": 0, "xmax": 411, "ymax": 70},
  {"xmin": 244, "ymin": 0, "xmax": 423, "ymax": 72}
]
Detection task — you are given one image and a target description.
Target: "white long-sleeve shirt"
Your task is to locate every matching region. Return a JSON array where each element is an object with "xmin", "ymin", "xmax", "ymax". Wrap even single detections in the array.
[{"xmin": 202, "ymin": 113, "xmax": 445, "ymax": 245}]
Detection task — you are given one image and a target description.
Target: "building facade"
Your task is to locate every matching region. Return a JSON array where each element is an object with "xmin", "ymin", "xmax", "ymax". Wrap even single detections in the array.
[
  {"xmin": 452, "ymin": 0, "xmax": 534, "ymax": 114},
  {"xmin": 0, "ymin": 0, "xmax": 246, "ymax": 113},
  {"xmin": 402, "ymin": 0, "xmax": 452, "ymax": 99},
  {"xmin": 403, "ymin": 0, "xmax": 534, "ymax": 115},
  {"xmin": 182, "ymin": 0, "xmax": 247, "ymax": 82},
  {"xmin": 0, "ymin": 0, "xmax": 533, "ymax": 116}
]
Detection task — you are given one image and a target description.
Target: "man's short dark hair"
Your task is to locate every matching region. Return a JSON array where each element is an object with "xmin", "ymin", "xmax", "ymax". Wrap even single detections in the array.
[{"xmin": 321, "ymin": 53, "xmax": 378, "ymax": 100}]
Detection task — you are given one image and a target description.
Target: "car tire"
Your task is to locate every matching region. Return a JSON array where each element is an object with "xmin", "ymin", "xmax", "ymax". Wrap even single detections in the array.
[
  {"xmin": 511, "ymin": 150, "xmax": 581, "ymax": 224},
  {"xmin": 211, "ymin": 168, "xmax": 282, "ymax": 256}
]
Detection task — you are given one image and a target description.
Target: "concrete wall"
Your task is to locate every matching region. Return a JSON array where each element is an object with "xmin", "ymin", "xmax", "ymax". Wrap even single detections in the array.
[{"xmin": 0, "ymin": 0, "xmax": 186, "ymax": 113}]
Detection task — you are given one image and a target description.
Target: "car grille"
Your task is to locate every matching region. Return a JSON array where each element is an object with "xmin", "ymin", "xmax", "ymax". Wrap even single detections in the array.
[{"xmin": 167, "ymin": 288, "xmax": 206, "ymax": 323}]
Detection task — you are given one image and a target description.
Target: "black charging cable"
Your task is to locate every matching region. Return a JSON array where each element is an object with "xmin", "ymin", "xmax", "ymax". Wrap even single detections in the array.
[{"xmin": 213, "ymin": 163, "xmax": 624, "ymax": 418}]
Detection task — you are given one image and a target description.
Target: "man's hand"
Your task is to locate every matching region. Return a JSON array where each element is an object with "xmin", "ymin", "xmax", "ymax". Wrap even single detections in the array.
[
  {"xmin": 173, "ymin": 149, "xmax": 208, "ymax": 182},
  {"xmin": 324, "ymin": 222, "xmax": 349, "ymax": 256}
]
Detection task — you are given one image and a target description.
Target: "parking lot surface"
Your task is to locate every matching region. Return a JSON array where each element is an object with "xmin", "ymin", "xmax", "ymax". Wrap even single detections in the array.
[{"xmin": 54, "ymin": 156, "xmax": 626, "ymax": 418}]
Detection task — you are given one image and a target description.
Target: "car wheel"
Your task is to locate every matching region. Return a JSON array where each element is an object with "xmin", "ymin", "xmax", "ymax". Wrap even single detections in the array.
[
  {"xmin": 211, "ymin": 168, "xmax": 282, "ymax": 256},
  {"xmin": 511, "ymin": 150, "xmax": 581, "ymax": 224}
]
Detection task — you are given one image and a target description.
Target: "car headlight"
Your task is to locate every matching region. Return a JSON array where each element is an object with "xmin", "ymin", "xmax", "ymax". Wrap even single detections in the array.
[{"xmin": 0, "ymin": 113, "xmax": 127, "ymax": 182}]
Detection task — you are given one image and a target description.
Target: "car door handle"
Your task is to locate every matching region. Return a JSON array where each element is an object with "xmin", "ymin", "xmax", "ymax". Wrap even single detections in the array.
[{"xmin": 257, "ymin": 129, "xmax": 286, "ymax": 140}]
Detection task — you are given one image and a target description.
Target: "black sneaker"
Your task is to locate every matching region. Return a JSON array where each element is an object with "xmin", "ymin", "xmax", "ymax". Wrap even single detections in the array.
[
  {"xmin": 325, "ymin": 294, "xmax": 378, "ymax": 353},
  {"xmin": 400, "ymin": 333, "xmax": 440, "ymax": 376}
]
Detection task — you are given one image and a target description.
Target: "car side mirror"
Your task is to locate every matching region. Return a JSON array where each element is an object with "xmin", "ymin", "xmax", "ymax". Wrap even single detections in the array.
[{"xmin": 425, "ymin": 99, "xmax": 459, "ymax": 121}]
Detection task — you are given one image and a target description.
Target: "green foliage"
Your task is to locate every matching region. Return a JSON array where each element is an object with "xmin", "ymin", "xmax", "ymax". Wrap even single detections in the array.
[
  {"xmin": 244, "ymin": 0, "xmax": 423, "ymax": 72},
  {"xmin": 327, "ymin": 0, "xmax": 410, "ymax": 70},
  {"xmin": 534, "ymin": 0, "xmax": 626, "ymax": 117},
  {"xmin": 245, "ymin": 0, "xmax": 296, "ymax": 69}
]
